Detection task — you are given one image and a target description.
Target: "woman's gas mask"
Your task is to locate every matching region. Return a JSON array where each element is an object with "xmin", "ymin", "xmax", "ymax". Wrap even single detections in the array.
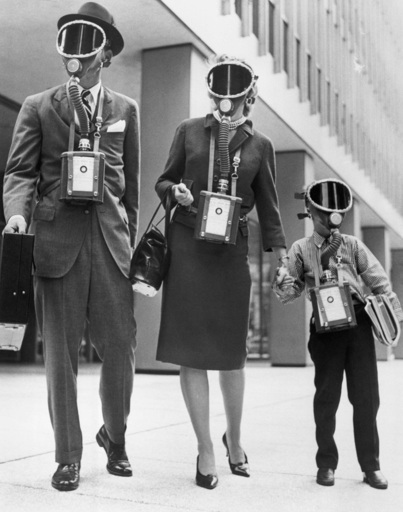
[
  {"xmin": 56, "ymin": 20, "xmax": 108, "ymax": 76},
  {"xmin": 206, "ymin": 59, "xmax": 258, "ymax": 116}
]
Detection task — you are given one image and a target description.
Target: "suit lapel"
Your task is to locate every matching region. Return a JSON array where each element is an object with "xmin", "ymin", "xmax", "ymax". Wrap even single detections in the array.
[
  {"xmin": 53, "ymin": 84, "xmax": 73, "ymax": 128},
  {"xmin": 229, "ymin": 122, "xmax": 253, "ymax": 154},
  {"xmin": 100, "ymin": 87, "xmax": 113, "ymax": 128},
  {"xmin": 53, "ymin": 84, "xmax": 113, "ymax": 135}
]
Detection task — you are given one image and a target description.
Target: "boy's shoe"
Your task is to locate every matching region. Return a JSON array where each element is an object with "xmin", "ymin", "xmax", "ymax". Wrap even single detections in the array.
[
  {"xmin": 363, "ymin": 470, "xmax": 388, "ymax": 489},
  {"xmin": 316, "ymin": 468, "xmax": 335, "ymax": 486}
]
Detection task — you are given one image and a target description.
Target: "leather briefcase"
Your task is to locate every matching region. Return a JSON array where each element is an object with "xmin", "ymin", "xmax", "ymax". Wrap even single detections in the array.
[{"xmin": 0, "ymin": 233, "xmax": 35, "ymax": 325}]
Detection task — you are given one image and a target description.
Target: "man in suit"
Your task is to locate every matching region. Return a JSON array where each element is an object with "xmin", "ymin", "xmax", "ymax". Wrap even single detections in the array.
[{"xmin": 3, "ymin": 3, "xmax": 140, "ymax": 491}]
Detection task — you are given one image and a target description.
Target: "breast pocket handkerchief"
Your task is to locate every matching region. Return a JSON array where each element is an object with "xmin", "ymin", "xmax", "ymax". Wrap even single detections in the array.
[{"xmin": 107, "ymin": 120, "xmax": 126, "ymax": 132}]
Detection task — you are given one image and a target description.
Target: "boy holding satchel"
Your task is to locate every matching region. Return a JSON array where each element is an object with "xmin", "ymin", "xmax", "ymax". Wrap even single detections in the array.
[{"xmin": 273, "ymin": 179, "xmax": 403, "ymax": 490}]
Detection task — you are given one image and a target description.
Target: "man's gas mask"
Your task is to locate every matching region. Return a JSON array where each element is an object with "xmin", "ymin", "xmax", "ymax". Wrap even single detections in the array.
[
  {"xmin": 57, "ymin": 19, "xmax": 108, "ymax": 76},
  {"xmin": 57, "ymin": 19, "xmax": 108, "ymax": 204}
]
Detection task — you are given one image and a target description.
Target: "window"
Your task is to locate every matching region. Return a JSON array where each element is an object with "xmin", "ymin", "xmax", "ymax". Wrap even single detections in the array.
[
  {"xmin": 307, "ymin": 54, "xmax": 312, "ymax": 101},
  {"xmin": 327, "ymin": 80, "xmax": 331, "ymax": 125},
  {"xmin": 268, "ymin": 1, "xmax": 275, "ymax": 56},
  {"xmin": 296, "ymin": 38, "xmax": 301, "ymax": 88},
  {"xmin": 283, "ymin": 20, "xmax": 289, "ymax": 73},
  {"xmin": 335, "ymin": 92, "xmax": 339, "ymax": 134},
  {"xmin": 317, "ymin": 67, "xmax": 322, "ymax": 112}
]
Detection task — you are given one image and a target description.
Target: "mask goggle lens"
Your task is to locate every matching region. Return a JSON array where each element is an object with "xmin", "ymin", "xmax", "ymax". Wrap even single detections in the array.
[
  {"xmin": 57, "ymin": 20, "xmax": 106, "ymax": 58},
  {"xmin": 307, "ymin": 180, "xmax": 352, "ymax": 213},
  {"xmin": 207, "ymin": 62, "xmax": 255, "ymax": 98}
]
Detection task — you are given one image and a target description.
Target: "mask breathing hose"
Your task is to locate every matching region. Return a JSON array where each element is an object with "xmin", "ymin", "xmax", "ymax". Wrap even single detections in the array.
[
  {"xmin": 321, "ymin": 229, "xmax": 342, "ymax": 270},
  {"xmin": 68, "ymin": 77, "xmax": 90, "ymax": 141},
  {"xmin": 217, "ymin": 116, "xmax": 230, "ymax": 194}
]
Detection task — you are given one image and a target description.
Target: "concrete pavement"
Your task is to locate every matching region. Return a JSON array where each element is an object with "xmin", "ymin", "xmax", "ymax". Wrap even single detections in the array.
[{"xmin": 0, "ymin": 359, "xmax": 402, "ymax": 512}]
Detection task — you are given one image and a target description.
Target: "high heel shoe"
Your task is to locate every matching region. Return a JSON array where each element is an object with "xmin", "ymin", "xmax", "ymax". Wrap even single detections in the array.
[
  {"xmin": 222, "ymin": 433, "xmax": 250, "ymax": 477},
  {"xmin": 195, "ymin": 456, "xmax": 218, "ymax": 490}
]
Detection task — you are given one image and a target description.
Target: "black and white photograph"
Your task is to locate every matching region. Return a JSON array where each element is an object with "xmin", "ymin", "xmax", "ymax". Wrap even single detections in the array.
[{"xmin": 0, "ymin": 1, "xmax": 402, "ymax": 511}]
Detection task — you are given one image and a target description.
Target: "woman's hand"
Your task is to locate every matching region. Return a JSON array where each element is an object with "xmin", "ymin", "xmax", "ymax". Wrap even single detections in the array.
[{"xmin": 172, "ymin": 183, "xmax": 194, "ymax": 207}]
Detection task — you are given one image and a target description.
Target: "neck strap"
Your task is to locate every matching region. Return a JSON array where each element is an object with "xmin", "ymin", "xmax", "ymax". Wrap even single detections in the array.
[
  {"xmin": 310, "ymin": 235, "xmax": 343, "ymax": 286},
  {"xmin": 207, "ymin": 132, "xmax": 241, "ymax": 196},
  {"xmin": 66, "ymin": 84, "xmax": 105, "ymax": 152}
]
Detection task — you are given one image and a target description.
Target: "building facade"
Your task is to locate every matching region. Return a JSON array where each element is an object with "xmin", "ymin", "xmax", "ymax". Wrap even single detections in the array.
[{"xmin": 1, "ymin": 0, "xmax": 402, "ymax": 366}]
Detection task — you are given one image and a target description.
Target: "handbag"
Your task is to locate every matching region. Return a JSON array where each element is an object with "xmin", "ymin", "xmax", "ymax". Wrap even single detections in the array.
[
  {"xmin": 129, "ymin": 193, "xmax": 172, "ymax": 297},
  {"xmin": 364, "ymin": 294, "xmax": 401, "ymax": 347}
]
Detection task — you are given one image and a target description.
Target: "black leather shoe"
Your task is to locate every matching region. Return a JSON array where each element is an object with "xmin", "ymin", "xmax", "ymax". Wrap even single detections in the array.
[
  {"xmin": 222, "ymin": 433, "xmax": 250, "ymax": 477},
  {"xmin": 316, "ymin": 468, "xmax": 335, "ymax": 486},
  {"xmin": 51, "ymin": 463, "xmax": 80, "ymax": 491},
  {"xmin": 363, "ymin": 470, "xmax": 388, "ymax": 489},
  {"xmin": 195, "ymin": 456, "xmax": 218, "ymax": 490},
  {"xmin": 96, "ymin": 425, "xmax": 132, "ymax": 477}
]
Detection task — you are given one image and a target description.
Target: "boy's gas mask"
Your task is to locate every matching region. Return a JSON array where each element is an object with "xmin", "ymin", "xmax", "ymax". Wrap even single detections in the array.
[
  {"xmin": 297, "ymin": 179, "xmax": 357, "ymax": 332},
  {"xmin": 296, "ymin": 179, "xmax": 353, "ymax": 228},
  {"xmin": 296, "ymin": 179, "xmax": 353, "ymax": 271}
]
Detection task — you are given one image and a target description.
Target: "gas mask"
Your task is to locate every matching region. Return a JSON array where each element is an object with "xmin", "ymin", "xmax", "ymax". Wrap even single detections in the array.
[
  {"xmin": 57, "ymin": 20, "xmax": 107, "ymax": 76},
  {"xmin": 296, "ymin": 179, "xmax": 353, "ymax": 271},
  {"xmin": 57, "ymin": 20, "xmax": 107, "ymax": 205},
  {"xmin": 206, "ymin": 60, "xmax": 258, "ymax": 116},
  {"xmin": 296, "ymin": 179, "xmax": 353, "ymax": 228},
  {"xmin": 296, "ymin": 180, "xmax": 357, "ymax": 333}
]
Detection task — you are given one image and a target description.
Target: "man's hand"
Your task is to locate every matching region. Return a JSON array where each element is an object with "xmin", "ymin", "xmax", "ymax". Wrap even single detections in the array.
[
  {"xmin": 3, "ymin": 215, "xmax": 27, "ymax": 234},
  {"xmin": 172, "ymin": 184, "xmax": 194, "ymax": 207}
]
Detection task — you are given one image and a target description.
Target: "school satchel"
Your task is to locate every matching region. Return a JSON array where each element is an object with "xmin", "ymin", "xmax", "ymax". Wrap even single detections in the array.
[
  {"xmin": 364, "ymin": 294, "xmax": 401, "ymax": 347},
  {"xmin": 0, "ymin": 233, "xmax": 35, "ymax": 351},
  {"xmin": 130, "ymin": 194, "xmax": 172, "ymax": 297}
]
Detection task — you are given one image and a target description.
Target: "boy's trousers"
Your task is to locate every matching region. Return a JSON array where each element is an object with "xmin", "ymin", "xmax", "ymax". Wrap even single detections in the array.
[{"xmin": 308, "ymin": 305, "xmax": 380, "ymax": 471}]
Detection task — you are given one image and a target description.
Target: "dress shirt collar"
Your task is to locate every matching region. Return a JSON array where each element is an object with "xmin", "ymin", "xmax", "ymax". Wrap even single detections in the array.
[
  {"xmin": 78, "ymin": 81, "xmax": 102, "ymax": 109},
  {"xmin": 313, "ymin": 230, "xmax": 328, "ymax": 249}
]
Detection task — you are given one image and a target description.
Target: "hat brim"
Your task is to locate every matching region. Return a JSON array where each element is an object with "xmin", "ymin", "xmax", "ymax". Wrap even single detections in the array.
[{"xmin": 57, "ymin": 13, "xmax": 124, "ymax": 56}]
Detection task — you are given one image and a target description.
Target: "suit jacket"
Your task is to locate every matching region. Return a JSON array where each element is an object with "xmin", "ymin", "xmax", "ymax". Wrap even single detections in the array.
[
  {"xmin": 155, "ymin": 114, "xmax": 286, "ymax": 251},
  {"xmin": 3, "ymin": 83, "xmax": 140, "ymax": 278}
]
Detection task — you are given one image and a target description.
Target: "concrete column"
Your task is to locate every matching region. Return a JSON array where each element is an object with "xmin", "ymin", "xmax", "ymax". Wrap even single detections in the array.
[
  {"xmin": 268, "ymin": 151, "xmax": 314, "ymax": 366},
  {"xmin": 391, "ymin": 249, "xmax": 403, "ymax": 359},
  {"xmin": 134, "ymin": 44, "xmax": 209, "ymax": 372},
  {"xmin": 342, "ymin": 198, "xmax": 361, "ymax": 237},
  {"xmin": 361, "ymin": 226, "xmax": 393, "ymax": 361}
]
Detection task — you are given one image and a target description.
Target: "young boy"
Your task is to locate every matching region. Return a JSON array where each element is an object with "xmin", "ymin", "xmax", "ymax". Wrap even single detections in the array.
[{"xmin": 274, "ymin": 178, "xmax": 403, "ymax": 490}]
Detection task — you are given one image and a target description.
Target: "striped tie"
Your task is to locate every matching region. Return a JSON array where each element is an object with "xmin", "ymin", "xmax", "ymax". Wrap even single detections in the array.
[{"xmin": 81, "ymin": 90, "xmax": 92, "ymax": 122}]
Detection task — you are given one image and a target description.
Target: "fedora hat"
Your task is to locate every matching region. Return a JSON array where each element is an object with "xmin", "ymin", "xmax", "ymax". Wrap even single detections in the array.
[{"xmin": 57, "ymin": 2, "xmax": 124, "ymax": 56}]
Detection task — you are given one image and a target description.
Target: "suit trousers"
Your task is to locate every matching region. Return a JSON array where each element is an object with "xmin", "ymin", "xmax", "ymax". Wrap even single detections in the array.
[
  {"xmin": 308, "ymin": 305, "xmax": 380, "ymax": 472},
  {"xmin": 34, "ymin": 207, "xmax": 137, "ymax": 464}
]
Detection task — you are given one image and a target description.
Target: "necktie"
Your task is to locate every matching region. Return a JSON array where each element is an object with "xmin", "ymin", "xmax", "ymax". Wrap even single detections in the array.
[
  {"xmin": 321, "ymin": 230, "xmax": 342, "ymax": 269},
  {"xmin": 81, "ymin": 90, "xmax": 93, "ymax": 122}
]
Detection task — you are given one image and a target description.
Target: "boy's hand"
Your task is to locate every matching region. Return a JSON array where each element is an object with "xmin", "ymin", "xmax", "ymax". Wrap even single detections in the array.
[{"xmin": 276, "ymin": 266, "xmax": 295, "ymax": 289}]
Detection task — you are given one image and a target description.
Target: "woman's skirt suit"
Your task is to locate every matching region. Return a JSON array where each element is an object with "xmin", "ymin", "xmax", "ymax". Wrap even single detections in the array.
[{"xmin": 155, "ymin": 114, "xmax": 286, "ymax": 370}]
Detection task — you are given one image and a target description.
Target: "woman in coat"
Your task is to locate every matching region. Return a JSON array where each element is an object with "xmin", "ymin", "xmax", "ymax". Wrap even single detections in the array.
[{"xmin": 155, "ymin": 55, "xmax": 290, "ymax": 489}]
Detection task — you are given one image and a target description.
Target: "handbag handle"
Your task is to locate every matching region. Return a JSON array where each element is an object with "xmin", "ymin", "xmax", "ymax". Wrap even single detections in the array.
[{"xmin": 146, "ymin": 188, "xmax": 172, "ymax": 237}]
